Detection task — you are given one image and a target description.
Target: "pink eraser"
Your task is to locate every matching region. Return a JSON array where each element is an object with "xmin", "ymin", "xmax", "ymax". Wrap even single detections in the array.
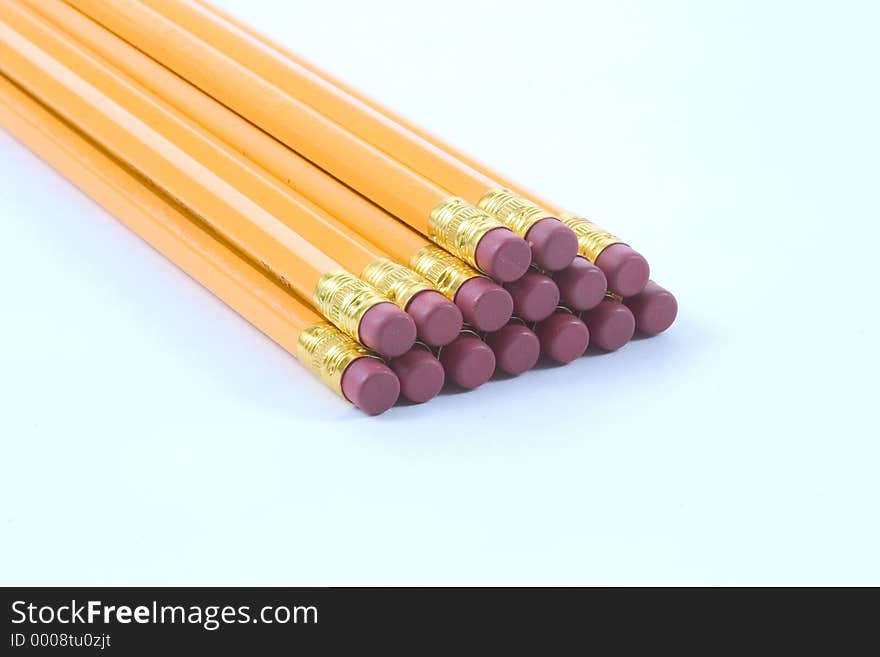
[
  {"xmin": 535, "ymin": 311, "xmax": 589, "ymax": 364},
  {"xmin": 486, "ymin": 322, "xmax": 540, "ymax": 376},
  {"xmin": 358, "ymin": 301, "xmax": 417, "ymax": 357},
  {"xmin": 405, "ymin": 289, "xmax": 463, "ymax": 347},
  {"xmin": 554, "ymin": 256, "xmax": 607, "ymax": 311},
  {"xmin": 341, "ymin": 357, "xmax": 400, "ymax": 415},
  {"xmin": 581, "ymin": 298, "xmax": 636, "ymax": 351},
  {"xmin": 623, "ymin": 280, "xmax": 678, "ymax": 336},
  {"xmin": 438, "ymin": 333, "xmax": 496, "ymax": 389},
  {"xmin": 389, "ymin": 345, "xmax": 445, "ymax": 403},
  {"xmin": 504, "ymin": 270, "xmax": 560, "ymax": 322},
  {"xmin": 453, "ymin": 277, "xmax": 513, "ymax": 333},
  {"xmin": 594, "ymin": 243, "xmax": 650, "ymax": 297},
  {"xmin": 524, "ymin": 217, "xmax": 578, "ymax": 271},
  {"xmin": 474, "ymin": 227, "xmax": 531, "ymax": 282}
]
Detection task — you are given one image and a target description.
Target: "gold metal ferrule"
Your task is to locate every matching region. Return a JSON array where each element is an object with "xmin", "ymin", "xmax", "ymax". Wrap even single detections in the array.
[
  {"xmin": 313, "ymin": 269, "xmax": 388, "ymax": 342},
  {"xmin": 428, "ymin": 196, "xmax": 507, "ymax": 269},
  {"xmin": 296, "ymin": 322, "xmax": 372, "ymax": 397},
  {"xmin": 557, "ymin": 212, "xmax": 623, "ymax": 262},
  {"xmin": 409, "ymin": 244, "xmax": 481, "ymax": 300},
  {"xmin": 476, "ymin": 188, "xmax": 553, "ymax": 237},
  {"xmin": 360, "ymin": 258, "xmax": 433, "ymax": 309}
]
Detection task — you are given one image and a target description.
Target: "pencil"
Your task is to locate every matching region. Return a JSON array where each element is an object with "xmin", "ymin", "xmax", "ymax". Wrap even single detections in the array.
[
  {"xmin": 128, "ymin": 0, "xmax": 579, "ymax": 272},
  {"xmin": 28, "ymin": 0, "xmax": 513, "ymax": 333},
  {"xmin": 65, "ymin": 0, "xmax": 533, "ymax": 283},
  {"xmin": 0, "ymin": 73, "xmax": 400, "ymax": 415},
  {"xmin": 0, "ymin": 2, "xmax": 417, "ymax": 357},
  {"xmin": 191, "ymin": 0, "xmax": 651, "ymax": 296}
]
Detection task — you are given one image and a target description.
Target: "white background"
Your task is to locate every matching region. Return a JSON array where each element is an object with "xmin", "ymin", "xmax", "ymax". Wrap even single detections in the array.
[{"xmin": 1, "ymin": 0, "xmax": 878, "ymax": 585}]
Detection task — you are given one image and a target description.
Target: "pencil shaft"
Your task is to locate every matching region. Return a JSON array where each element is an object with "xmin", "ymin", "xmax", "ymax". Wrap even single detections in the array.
[
  {"xmin": 25, "ymin": 0, "xmax": 429, "ymax": 266},
  {"xmin": 194, "ymin": 0, "xmax": 558, "ymax": 214},
  {"xmin": 13, "ymin": 0, "xmax": 389, "ymax": 276},
  {"xmin": 0, "ymin": 1, "xmax": 340, "ymax": 299},
  {"xmin": 23, "ymin": 0, "xmax": 424, "ymax": 268},
  {"xmin": 141, "ymin": 0, "xmax": 497, "ymax": 202},
  {"xmin": 66, "ymin": 0, "xmax": 454, "ymax": 233}
]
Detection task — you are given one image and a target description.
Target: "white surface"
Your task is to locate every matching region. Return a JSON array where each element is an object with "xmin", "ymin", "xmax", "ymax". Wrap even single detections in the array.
[{"xmin": 1, "ymin": 0, "xmax": 878, "ymax": 585}]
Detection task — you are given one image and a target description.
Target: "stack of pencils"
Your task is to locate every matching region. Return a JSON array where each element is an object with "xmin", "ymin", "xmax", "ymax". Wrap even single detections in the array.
[{"xmin": 0, "ymin": 0, "xmax": 678, "ymax": 414}]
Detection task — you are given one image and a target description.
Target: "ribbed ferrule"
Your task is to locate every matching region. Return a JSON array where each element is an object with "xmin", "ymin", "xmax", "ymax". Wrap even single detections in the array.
[
  {"xmin": 296, "ymin": 322, "xmax": 371, "ymax": 396},
  {"xmin": 476, "ymin": 188, "xmax": 553, "ymax": 237},
  {"xmin": 557, "ymin": 212, "xmax": 622, "ymax": 262},
  {"xmin": 313, "ymin": 269, "xmax": 387, "ymax": 342},
  {"xmin": 360, "ymin": 258, "xmax": 433, "ymax": 309},
  {"xmin": 409, "ymin": 245, "xmax": 481, "ymax": 300},
  {"xmin": 428, "ymin": 196, "xmax": 507, "ymax": 269}
]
